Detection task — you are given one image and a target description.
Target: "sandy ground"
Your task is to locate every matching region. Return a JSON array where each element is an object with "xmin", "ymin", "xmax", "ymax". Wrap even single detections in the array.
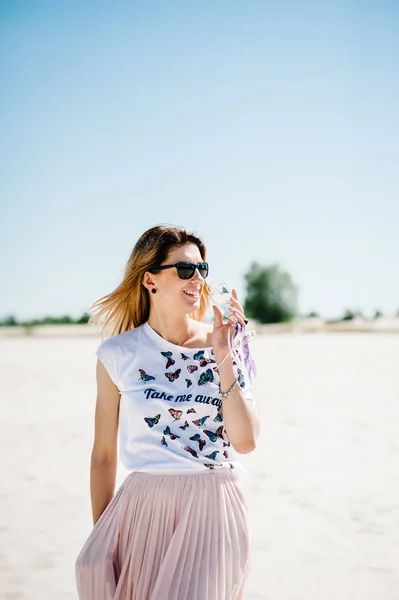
[{"xmin": 0, "ymin": 332, "xmax": 398, "ymax": 600}]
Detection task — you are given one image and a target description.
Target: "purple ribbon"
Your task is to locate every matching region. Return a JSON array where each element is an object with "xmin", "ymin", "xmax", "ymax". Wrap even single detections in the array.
[{"xmin": 232, "ymin": 322, "xmax": 257, "ymax": 383}]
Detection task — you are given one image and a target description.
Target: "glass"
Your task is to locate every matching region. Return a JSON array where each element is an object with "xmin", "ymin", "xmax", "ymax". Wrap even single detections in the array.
[
  {"xmin": 208, "ymin": 279, "xmax": 256, "ymax": 343},
  {"xmin": 208, "ymin": 279, "xmax": 233, "ymax": 319}
]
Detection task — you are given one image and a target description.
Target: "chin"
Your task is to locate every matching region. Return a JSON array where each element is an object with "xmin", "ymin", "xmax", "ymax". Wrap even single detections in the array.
[{"xmin": 182, "ymin": 298, "xmax": 201, "ymax": 312}]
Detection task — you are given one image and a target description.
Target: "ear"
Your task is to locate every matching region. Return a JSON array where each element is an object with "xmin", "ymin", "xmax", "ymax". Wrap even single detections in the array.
[{"xmin": 142, "ymin": 271, "xmax": 156, "ymax": 291}]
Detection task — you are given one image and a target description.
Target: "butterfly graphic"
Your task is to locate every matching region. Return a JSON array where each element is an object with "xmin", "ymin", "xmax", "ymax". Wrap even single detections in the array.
[
  {"xmin": 187, "ymin": 408, "xmax": 196, "ymax": 414},
  {"xmin": 213, "ymin": 413, "xmax": 223, "ymax": 423},
  {"xmin": 204, "ymin": 463, "xmax": 215, "ymax": 469},
  {"xmin": 229, "ymin": 463, "xmax": 234, "ymax": 469},
  {"xmin": 193, "ymin": 351, "xmax": 205, "ymax": 361},
  {"xmin": 223, "ymin": 441, "xmax": 231, "ymax": 447},
  {"xmin": 199, "ymin": 357, "xmax": 216, "ymax": 368},
  {"xmin": 168, "ymin": 408, "xmax": 183, "ymax": 421},
  {"xmin": 164, "ymin": 425, "xmax": 180, "ymax": 440},
  {"xmin": 203, "ymin": 425, "xmax": 224, "ymax": 442},
  {"xmin": 179, "ymin": 421, "xmax": 189, "ymax": 430},
  {"xmin": 181, "ymin": 353, "xmax": 190, "ymax": 360},
  {"xmin": 198, "ymin": 369, "xmax": 214, "ymax": 386},
  {"xmin": 161, "ymin": 436, "xmax": 168, "ymax": 447},
  {"xmin": 144, "ymin": 414, "xmax": 161, "ymax": 428},
  {"xmin": 205, "ymin": 450, "xmax": 219, "ymax": 460},
  {"xmin": 185, "ymin": 379, "xmax": 193, "ymax": 388},
  {"xmin": 139, "ymin": 369, "xmax": 155, "ymax": 382},
  {"xmin": 187, "ymin": 365, "xmax": 198, "ymax": 374},
  {"xmin": 165, "ymin": 368, "xmax": 181, "ymax": 382},
  {"xmin": 223, "ymin": 450, "xmax": 229, "ymax": 459},
  {"xmin": 182, "ymin": 445, "xmax": 198, "ymax": 458},
  {"xmin": 189, "ymin": 434, "xmax": 206, "ymax": 451},
  {"xmin": 161, "ymin": 351, "xmax": 175, "ymax": 369},
  {"xmin": 237, "ymin": 368, "xmax": 245, "ymax": 388},
  {"xmin": 192, "ymin": 416, "xmax": 209, "ymax": 428}
]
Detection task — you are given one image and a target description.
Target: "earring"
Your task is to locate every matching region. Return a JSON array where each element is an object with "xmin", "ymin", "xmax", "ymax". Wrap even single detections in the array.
[{"xmin": 151, "ymin": 288, "xmax": 156, "ymax": 294}]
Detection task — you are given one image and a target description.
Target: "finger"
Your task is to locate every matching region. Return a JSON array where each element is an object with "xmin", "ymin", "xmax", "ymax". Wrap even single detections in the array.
[
  {"xmin": 212, "ymin": 304, "xmax": 224, "ymax": 328},
  {"xmin": 229, "ymin": 296, "xmax": 244, "ymax": 312},
  {"xmin": 229, "ymin": 306, "xmax": 246, "ymax": 326},
  {"xmin": 229, "ymin": 306, "xmax": 245, "ymax": 319},
  {"xmin": 232, "ymin": 288, "xmax": 238, "ymax": 300}
]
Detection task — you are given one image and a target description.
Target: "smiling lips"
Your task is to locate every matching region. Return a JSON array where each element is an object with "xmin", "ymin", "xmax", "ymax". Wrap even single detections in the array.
[{"xmin": 183, "ymin": 290, "xmax": 200, "ymax": 298}]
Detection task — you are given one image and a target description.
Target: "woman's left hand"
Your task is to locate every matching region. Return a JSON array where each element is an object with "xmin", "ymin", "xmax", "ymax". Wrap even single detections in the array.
[{"xmin": 212, "ymin": 289, "xmax": 247, "ymax": 361}]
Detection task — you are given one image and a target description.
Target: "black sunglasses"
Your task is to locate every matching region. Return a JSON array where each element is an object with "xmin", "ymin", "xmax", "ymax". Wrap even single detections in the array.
[{"xmin": 150, "ymin": 261, "xmax": 209, "ymax": 280}]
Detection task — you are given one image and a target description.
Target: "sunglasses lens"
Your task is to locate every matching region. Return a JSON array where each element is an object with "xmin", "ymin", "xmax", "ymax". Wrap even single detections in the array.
[
  {"xmin": 175, "ymin": 263, "xmax": 208, "ymax": 279},
  {"xmin": 198, "ymin": 263, "xmax": 208, "ymax": 278},
  {"xmin": 177, "ymin": 266, "xmax": 195, "ymax": 279}
]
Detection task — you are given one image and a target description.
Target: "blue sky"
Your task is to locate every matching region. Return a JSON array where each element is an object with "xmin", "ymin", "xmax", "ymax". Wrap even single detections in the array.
[{"xmin": 1, "ymin": 1, "xmax": 398, "ymax": 321}]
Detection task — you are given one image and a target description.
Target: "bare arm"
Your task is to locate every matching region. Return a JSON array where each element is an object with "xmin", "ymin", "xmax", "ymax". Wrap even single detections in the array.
[
  {"xmin": 212, "ymin": 295, "xmax": 260, "ymax": 455},
  {"xmin": 217, "ymin": 357, "xmax": 260, "ymax": 454},
  {"xmin": 90, "ymin": 358, "xmax": 120, "ymax": 526}
]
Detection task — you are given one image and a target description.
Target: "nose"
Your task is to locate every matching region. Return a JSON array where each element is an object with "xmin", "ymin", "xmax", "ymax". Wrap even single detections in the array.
[{"xmin": 192, "ymin": 267, "xmax": 205, "ymax": 282}]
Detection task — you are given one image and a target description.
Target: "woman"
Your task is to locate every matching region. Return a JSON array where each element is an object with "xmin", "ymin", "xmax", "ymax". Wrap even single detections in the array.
[{"xmin": 75, "ymin": 224, "xmax": 260, "ymax": 600}]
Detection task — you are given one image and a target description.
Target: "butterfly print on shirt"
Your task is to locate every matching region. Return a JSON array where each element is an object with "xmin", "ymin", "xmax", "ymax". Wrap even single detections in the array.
[
  {"xmin": 237, "ymin": 368, "xmax": 245, "ymax": 388},
  {"xmin": 144, "ymin": 414, "xmax": 161, "ymax": 428},
  {"xmin": 185, "ymin": 379, "xmax": 193, "ymax": 388},
  {"xmin": 187, "ymin": 365, "xmax": 198, "ymax": 374},
  {"xmin": 203, "ymin": 425, "xmax": 224, "ymax": 442},
  {"xmin": 192, "ymin": 416, "xmax": 209, "ymax": 428},
  {"xmin": 203, "ymin": 463, "xmax": 215, "ymax": 469},
  {"xmin": 181, "ymin": 353, "xmax": 190, "ymax": 360},
  {"xmin": 161, "ymin": 436, "xmax": 168, "ymax": 447},
  {"xmin": 193, "ymin": 351, "xmax": 205, "ymax": 361},
  {"xmin": 139, "ymin": 369, "xmax": 155, "ymax": 382},
  {"xmin": 223, "ymin": 450, "xmax": 229, "ymax": 458},
  {"xmin": 179, "ymin": 421, "xmax": 189, "ymax": 430},
  {"xmin": 198, "ymin": 369, "xmax": 214, "ymax": 386},
  {"xmin": 213, "ymin": 413, "xmax": 223, "ymax": 423},
  {"xmin": 161, "ymin": 351, "xmax": 175, "ymax": 369},
  {"xmin": 186, "ymin": 408, "xmax": 196, "ymax": 414},
  {"xmin": 168, "ymin": 408, "xmax": 183, "ymax": 421},
  {"xmin": 163, "ymin": 425, "xmax": 180, "ymax": 440},
  {"xmin": 165, "ymin": 368, "xmax": 181, "ymax": 382},
  {"xmin": 189, "ymin": 434, "xmax": 206, "ymax": 451},
  {"xmin": 182, "ymin": 446, "xmax": 198, "ymax": 458},
  {"xmin": 223, "ymin": 441, "xmax": 231, "ymax": 447},
  {"xmin": 205, "ymin": 450, "xmax": 219, "ymax": 460},
  {"xmin": 199, "ymin": 357, "xmax": 216, "ymax": 368}
]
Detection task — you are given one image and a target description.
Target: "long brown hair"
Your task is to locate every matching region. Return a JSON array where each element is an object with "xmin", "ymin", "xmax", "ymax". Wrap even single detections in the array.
[{"xmin": 88, "ymin": 225, "xmax": 211, "ymax": 338}]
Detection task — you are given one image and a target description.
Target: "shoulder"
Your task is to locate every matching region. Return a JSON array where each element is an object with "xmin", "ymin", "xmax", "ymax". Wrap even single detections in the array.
[
  {"xmin": 192, "ymin": 321, "xmax": 213, "ymax": 348},
  {"xmin": 95, "ymin": 327, "xmax": 142, "ymax": 387},
  {"xmin": 97, "ymin": 326, "xmax": 141, "ymax": 353}
]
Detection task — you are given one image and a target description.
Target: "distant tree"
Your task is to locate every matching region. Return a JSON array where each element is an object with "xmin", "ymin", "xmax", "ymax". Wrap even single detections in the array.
[
  {"xmin": 306, "ymin": 311, "xmax": 320, "ymax": 318},
  {"xmin": 243, "ymin": 262, "xmax": 299, "ymax": 324},
  {"xmin": 373, "ymin": 310, "xmax": 383, "ymax": 319},
  {"xmin": 1, "ymin": 315, "xmax": 18, "ymax": 326},
  {"xmin": 77, "ymin": 312, "xmax": 91, "ymax": 324},
  {"xmin": 341, "ymin": 309, "xmax": 355, "ymax": 321}
]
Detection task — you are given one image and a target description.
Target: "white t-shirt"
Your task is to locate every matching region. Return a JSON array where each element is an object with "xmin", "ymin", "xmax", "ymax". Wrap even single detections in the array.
[{"xmin": 95, "ymin": 321, "xmax": 256, "ymax": 473}]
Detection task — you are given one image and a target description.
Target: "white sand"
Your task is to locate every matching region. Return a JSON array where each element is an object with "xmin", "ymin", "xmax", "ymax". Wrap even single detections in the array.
[{"xmin": 0, "ymin": 332, "xmax": 398, "ymax": 599}]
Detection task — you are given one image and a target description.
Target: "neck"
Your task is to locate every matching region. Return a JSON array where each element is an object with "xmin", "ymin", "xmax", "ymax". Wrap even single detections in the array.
[{"xmin": 147, "ymin": 311, "xmax": 197, "ymax": 347}]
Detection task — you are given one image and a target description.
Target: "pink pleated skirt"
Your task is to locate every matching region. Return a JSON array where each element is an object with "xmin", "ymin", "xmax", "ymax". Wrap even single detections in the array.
[{"xmin": 75, "ymin": 469, "xmax": 252, "ymax": 600}]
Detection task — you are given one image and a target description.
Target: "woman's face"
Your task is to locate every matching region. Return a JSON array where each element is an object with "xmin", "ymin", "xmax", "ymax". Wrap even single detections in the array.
[{"xmin": 150, "ymin": 243, "xmax": 206, "ymax": 313}]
